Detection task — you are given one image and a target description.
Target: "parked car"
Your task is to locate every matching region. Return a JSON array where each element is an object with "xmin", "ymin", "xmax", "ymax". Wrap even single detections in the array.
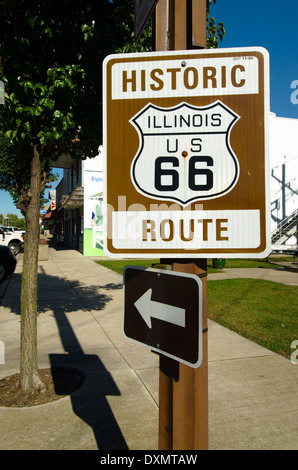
[
  {"xmin": 1, "ymin": 226, "xmax": 26, "ymax": 236},
  {"xmin": 0, "ymin": 227, "xmax": 24, "ymax": 255},
  {"xmin": 0, "ymin": 245, "xmax": 17, "ymax": 283}
]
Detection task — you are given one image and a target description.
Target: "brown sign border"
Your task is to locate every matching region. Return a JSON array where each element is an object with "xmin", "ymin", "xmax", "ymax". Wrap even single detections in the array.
[{"xmin": 103, "ymin": 47, "xmax": 270, "ymax": 258}]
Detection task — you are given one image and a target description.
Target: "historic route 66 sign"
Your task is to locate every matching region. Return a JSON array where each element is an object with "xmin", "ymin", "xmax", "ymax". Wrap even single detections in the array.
[
  {"xmin": 130, "ymin": 101, "xmax": 240, "ymax": 206},
  {"xmin": 103, "ymin": 47, "xmax": 270, "ymax": 258}
]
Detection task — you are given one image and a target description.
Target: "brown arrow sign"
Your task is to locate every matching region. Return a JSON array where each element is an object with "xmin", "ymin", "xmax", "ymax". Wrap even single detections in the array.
[{"xmin": 123, "ymin": 265, "xmax": 203, "ymax": 368}]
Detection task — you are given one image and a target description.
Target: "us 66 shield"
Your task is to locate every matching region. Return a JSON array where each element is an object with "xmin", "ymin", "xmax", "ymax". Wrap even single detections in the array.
[{"xmin": 130, "ymin": 100, "xmax": 240, "ymax": 206}]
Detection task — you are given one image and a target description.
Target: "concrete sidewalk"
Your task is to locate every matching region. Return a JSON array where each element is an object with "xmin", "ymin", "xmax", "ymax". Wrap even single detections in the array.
[{"xmin": 0, "ymin": 248, "xmax": 297, "ymax": 450}]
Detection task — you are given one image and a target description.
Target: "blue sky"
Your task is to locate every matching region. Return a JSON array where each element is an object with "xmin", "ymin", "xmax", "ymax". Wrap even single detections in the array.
[
  {"xmin": 1, "ymin": 0, "xmax": 297, "ymax": 218},
  {"xmin": 212, "ymin": 0, "xmax": 298, "ymax": 119}
]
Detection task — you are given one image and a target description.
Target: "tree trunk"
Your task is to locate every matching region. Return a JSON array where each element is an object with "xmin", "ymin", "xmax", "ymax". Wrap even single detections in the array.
[{"xmin": 20, "ymin": 145, "xmax": 45, "ymax": 391}]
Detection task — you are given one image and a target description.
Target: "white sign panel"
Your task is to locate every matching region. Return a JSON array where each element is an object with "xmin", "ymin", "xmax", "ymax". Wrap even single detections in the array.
[
  {"xmin": 112, "ymin": 209, "xmax": 260, "ymax": 251},
  {"xmin": 111, "ymin": 55, "xmax": 259, "ymax": 100}
]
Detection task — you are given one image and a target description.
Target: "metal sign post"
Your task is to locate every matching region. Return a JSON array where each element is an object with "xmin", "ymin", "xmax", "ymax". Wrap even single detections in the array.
[
  {"xmin": 157, "ymin": 258, "xmax": 208, "ymax": 450},
  {"xmin": 155, "ymin": 0, "xmax": 208, "ymax": 450}
]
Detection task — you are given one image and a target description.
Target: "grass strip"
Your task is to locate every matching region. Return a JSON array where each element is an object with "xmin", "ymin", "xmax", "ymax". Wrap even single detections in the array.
[{"xmin": 207, "ymin": 278, "xmax": 298, "ymax": 359}]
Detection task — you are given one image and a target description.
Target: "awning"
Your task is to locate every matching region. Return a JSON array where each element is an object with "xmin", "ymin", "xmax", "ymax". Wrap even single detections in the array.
[
  {"xmin": 60, "ymin": 185, "xmax": 84, "ymax": 210},
  {"xmin": 42, "ymin": 209, "xmax": 64, "ymax": 220}
]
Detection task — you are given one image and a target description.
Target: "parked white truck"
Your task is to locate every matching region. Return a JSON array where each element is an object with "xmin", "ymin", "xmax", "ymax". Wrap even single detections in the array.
[
  {"xmin": 3, "ymin": 225, "xmax": 25, "ymax": 236},
  {"xmin": 0, "ymin": 227, "xmax": 24, "ymax": 255}
]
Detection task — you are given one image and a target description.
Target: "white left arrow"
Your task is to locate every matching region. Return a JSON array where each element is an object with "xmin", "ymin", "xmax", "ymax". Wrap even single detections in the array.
[{"xmin": 134, "ymin": 288, "xmax": 186, "ymax": 329}]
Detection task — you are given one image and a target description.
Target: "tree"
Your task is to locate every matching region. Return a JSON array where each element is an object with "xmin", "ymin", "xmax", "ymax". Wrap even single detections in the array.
[
  {"xmin": 0, "ymin": 0, "xmax": 137, "ymax": 392},
  {"xmin": 206, "ymin": 0, "xmax": 225, "ymax": 48},
  {"xmin": 0, "ymin": 0, "xmax": 224, "ymax": 393}
]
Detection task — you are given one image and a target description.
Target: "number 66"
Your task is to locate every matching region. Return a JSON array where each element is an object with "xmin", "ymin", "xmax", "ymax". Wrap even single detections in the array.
[{"xmin": 154, "ymin": 155, "xmax": 214, "ymax": 192}]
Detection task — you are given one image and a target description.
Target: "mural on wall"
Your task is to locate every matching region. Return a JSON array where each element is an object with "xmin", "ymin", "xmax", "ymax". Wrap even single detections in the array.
[{"xmin": 83, "ymin": 149, "xmax": 105, "ymax": 256}]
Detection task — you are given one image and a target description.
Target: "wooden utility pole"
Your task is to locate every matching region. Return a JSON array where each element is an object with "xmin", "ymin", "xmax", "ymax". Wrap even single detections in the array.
[
  {"xmin": 155, "ymin": 0, "xmax": 206, "ymax": 51},
  {"xmin": 154, "ymin": 0, "xmax": 208, "ymax": 450}
]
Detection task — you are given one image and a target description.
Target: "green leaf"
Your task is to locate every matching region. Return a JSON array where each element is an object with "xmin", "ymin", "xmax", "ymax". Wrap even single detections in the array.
[
  {"xmin": 53, "ymin": 109, "xmax": 63, "ymax": 118},
  {"xmin": 53, "ymin": 130, "xmax": 61, "ymax": 140}
]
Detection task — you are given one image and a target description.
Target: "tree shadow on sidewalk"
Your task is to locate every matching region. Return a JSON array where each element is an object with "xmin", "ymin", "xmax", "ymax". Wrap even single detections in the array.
[{"xmin": 1, "ymin": 270, "xmax": 129, "ymax": 450}]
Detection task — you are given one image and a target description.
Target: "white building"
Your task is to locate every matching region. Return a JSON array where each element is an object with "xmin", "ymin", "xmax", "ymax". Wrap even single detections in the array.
[
  {"xmin": 269, "ymin": 113, "xmax": 298, "ymax": 251},
  {"xmin": 51, "ymin": 148, "xmax": 104, "ymax": 255}
]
